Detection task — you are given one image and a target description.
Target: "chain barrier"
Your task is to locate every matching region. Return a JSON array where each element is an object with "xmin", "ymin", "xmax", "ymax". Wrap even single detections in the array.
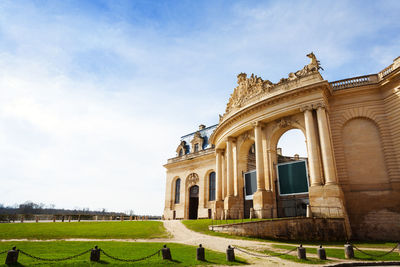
[
  {"xmin": 19, "ymin": 248, "xmax": 92, "ymax": 261},
  {"xmin": 233, "ymin": 246, "xmax": 297, "ymax": 258},
  {"xmin": 352, "ymin": 243, "xmax": 399, "ymax": 258},
  {"xmin": 100, "ymin": 249, "xmax": 161, "ymax": 262},
  {"xmin": 0, "ymin": 250, "xmax": 8, "ymax": 255}
]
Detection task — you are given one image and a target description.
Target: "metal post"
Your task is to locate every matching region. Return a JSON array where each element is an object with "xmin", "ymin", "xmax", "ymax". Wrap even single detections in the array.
[
  {"xmin": 317, "ymin": 245, "xmax": 326, "ymax": 260},
  {"xmin": 226, "ymin": 245, "xmax": 235, "ymax": 262},
  {"xmin": 162, "ymin": 245, "xmax": 172, "ymax": 260},
  {"xmin": 197, "ymin": 244, "xmax": 205, "ymax": 261},
  {"xmin": 344, "ymin": 243, "xmax": 354, "ymax": 259},
  {"xmin": 5, "ymin": 247, "xmax": 19, "ymax": 265},
  {"xmin": 297, "ymin": 244, "xmax": 306, "ymax": 260},
  {"xmin": 90, "ymin": 246, "xmax": 101, "ymax": 262}
]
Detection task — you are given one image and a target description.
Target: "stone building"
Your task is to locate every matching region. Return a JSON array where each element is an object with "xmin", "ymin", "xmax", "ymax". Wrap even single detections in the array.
[{"xmin": 163, "ymin": 54, "xmax": 400, "ymax": 240}]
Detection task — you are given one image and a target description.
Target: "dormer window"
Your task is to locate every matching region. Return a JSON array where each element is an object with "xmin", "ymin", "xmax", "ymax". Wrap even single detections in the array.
[
  {"xmin": 194, "ymin": 144, "xmax": 199, "ymax": 152},
  {"xmin": 179, "ymin": 149, "xmax": 183, "ymax": 156},
  {"xmin": 190, "ymin": 131, "xmax": 204, "ymax": 153}
]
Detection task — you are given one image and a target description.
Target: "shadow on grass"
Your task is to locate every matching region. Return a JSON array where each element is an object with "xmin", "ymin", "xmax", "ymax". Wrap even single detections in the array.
[{"xmin": 5, "ymin": 263, "xmax": 25, "ymax": 267}]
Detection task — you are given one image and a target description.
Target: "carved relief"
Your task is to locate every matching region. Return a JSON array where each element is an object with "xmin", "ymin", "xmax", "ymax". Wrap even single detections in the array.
[
  {"xmin": 223, "ymin": 53, "xmax": 323, "ymax": 119},
  {"xmin": 186, "ymin": 173, "xmax": 199, "ymax": 187},
  {"xmin": 275, "ymin": 116, "xmax": 299, "ymax": 129}
]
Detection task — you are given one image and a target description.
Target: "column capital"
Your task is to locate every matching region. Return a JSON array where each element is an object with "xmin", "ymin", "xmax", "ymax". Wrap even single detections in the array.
[
  {"xmin": 227, "ymin": 136, "xmax": 236, "ymax": 142},
  {"xmin": 252, "ymin": 121, "xmax": 263, "ymax": 128},
  {"xmin": 300, "ymin": 104, "xmax": 313, "ymax": 112},
  {"xmin": 216, "ymin": 148, "xmax": 225, "ymax": 154},
  {"xmin": 312, "ymin": 101, "xmax": 327, "ymax": 110}
]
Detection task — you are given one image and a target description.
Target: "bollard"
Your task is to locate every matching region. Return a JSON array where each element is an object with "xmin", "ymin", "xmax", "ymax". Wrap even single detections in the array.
[
  {"xmin": 226, "ymin": 245, "xmax": 235, "ymax": 262},
  {"xmin": 162, "ymin": 245, "xmax": 172, "ymax": 260},
  {"xmin": 297, "ymin": 244, "xmax": 306, "ymax": 260},
  {"xmin": 344, "ymin": 243, "xmax": 354, "ymax": 259},
  {"xmin": 90, "ymin": 246, "xmax": 101, "ymax": 262},
  {"xmin": 197, "ymin": 244, "xmax": 205, "ymax": 261},
  {"xmin": 317, "ymin": 245, "xmax": 326, "ymax": 260},
  {"xmin": 5, "ymin": 247, "xmax": 19, "ymax": 265}
]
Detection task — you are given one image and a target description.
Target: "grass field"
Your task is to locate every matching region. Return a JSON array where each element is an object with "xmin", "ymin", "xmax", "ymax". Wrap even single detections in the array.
[
  {"xmin": 182, "ymin": 219, "xmax": 399, "ymax": 249},
  {"xmin": 0, "ymin": 221, "xmax": 169, "ymax": 240},
  {"xmin": 0, "ymin": 241, "xmax": 246, "ymax": 266}
]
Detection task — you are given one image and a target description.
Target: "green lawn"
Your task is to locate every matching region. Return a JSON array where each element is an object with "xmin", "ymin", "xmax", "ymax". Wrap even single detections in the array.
[
  {"xmin": 0, "ymin": 241, "xmax": 247, "ymax": 266},
  {"xmin": 272, "ymin": 244, "xmax": 400, "ymax": 261},
  {"xmin": 0, "ymin": 221, "xmax": 169, "ymax": 240}
]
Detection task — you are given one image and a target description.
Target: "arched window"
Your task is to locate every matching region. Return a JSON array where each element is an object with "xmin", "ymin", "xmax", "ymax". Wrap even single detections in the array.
[
  {"xmin": 174, "ymin": 178, "xmax": 181, "ymax": 204},
  {"xmin": 209, "ymin": 172, "xmax": 216, "ymax": 201}
]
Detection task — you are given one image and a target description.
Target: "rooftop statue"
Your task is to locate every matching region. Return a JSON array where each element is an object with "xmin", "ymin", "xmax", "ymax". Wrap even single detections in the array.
[{"xmin": 223, "ymin": 52, "xmax": 323, "ymax": 120}]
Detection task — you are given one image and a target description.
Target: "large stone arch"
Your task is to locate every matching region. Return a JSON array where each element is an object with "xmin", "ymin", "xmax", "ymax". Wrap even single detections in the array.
[{"xmin": 236, "ymin": 132, "xmax": 255, "ymax": 199}]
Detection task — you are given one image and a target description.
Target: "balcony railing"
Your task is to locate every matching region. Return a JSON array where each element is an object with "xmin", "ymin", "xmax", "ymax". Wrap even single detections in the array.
[{"xmin": 330, "ymin": 74, "xmax": 378, "ymax": 90}]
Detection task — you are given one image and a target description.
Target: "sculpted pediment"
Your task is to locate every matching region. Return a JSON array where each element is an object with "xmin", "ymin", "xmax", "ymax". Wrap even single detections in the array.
[{"xmin": 221, "ymin": 53, "xmax": 324, "ymax": 122}]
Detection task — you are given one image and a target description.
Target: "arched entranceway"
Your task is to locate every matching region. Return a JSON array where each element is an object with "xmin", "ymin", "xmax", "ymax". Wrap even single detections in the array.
[
  {"xmin": 188, "ymin": 185, "xmax": 199, "ymax": 219},
  {"xmin": 275, "ymin": 129, "xmax": 309, "ymax": 217}
]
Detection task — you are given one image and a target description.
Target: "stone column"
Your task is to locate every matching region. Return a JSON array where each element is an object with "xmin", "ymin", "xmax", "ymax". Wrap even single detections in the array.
[
  {"xmin": 254, "ymin": 122, "xmax": 265, "ymax": 190},
  {"xmin": 302, "ymin": 105, "xmax": 322, "ymax": 186},
  {"xmin": 316, "ymin": 104, "xmax": 337, "ymax": 185},
  {"xmin": 233, "ymin": 140, "xmax": 239, "ymax": 196},
  {"xmin": 226, "ymin": 137, "xmax": 234, "ymax": 197},
  {"xmin": 216, "ymin": 149, "xmax": 224, "ymax": 201}
]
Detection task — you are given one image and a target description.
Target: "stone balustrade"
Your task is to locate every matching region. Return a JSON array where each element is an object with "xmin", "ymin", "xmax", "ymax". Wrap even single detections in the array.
[{"xmin": 330, "ymin": 74, "xmax": 377, "ymax": 90}]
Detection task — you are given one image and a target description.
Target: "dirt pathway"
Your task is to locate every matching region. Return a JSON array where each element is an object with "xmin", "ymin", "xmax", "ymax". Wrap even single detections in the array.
[{"xmin": 162, "ymin": 220, "xmax": 301, "ymax": 266}]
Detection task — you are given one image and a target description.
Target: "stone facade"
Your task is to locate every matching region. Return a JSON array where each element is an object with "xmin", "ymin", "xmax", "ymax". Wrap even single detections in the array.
[{"xmin": 163, "ymin": 54, "xmax": 400, "ymax": 241}]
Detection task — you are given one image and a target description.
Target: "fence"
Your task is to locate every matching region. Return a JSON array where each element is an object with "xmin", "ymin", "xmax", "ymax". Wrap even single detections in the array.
[
  {"xmin": 2, "ymin": 245, "xmax": 171, "ymax": 265},
  {"xmin": 0, "ymin": 214, "xmax": 155, "ymax": 223}
]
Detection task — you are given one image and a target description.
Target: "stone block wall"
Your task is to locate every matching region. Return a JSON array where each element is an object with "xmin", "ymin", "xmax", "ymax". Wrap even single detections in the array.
[{"xmin": 210, "ymin": 217, "xmax": 347, "ymax": 241}]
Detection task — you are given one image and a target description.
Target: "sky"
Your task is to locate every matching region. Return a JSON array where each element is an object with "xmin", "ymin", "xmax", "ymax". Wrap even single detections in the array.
[{"xmin": 0, "ymin": 0, "xmax": 399, "ymax": 215}]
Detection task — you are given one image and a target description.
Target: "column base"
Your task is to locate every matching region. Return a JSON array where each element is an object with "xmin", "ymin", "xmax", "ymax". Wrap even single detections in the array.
[
  {"xmin": 212, "ymin": 201, "xmax": 224, "ymax": 220},
  {"xmin": 253, "ymin": 189, "xmax": 274, "ymax": 218},
  {"xmin": 309, "ymin": 184, "xmax": 352, "ymax": 238},
  {"xmin": 223, "ymin": 196, "xmax": 242, "ymax": 219}
]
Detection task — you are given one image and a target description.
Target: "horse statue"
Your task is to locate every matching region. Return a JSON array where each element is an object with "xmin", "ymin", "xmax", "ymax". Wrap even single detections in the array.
[{"xmin": 306, "ymin": 52, "xmax": 324, "ymax": 71}]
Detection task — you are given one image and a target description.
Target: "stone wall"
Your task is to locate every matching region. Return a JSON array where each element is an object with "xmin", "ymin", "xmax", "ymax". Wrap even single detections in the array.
[{"xmin": 210, "ymin": 217, "xmax": 347, "ymax": 241}]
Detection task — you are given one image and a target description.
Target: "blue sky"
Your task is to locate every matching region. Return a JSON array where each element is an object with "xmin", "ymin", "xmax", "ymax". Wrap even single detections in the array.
[{"xmin": 0, "ymin": 1, "xmax": 399, "ymax": 215}]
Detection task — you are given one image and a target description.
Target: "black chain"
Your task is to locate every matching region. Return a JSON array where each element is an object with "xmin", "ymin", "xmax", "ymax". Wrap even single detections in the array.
[
  {"xmin": 233, "ymin": 246, "xmax": 297, "ymax": 258},
  {"xmin": 100, "ymin": 249, "xmax": 161, "ymax": 262},
  {"xmin": 19, "ymin": 248, "xmax": 91, "ymax": 261},
  {"xmin": 352, "ymin": 243, "xmax": 399, "ymax": 258},
  {"xmin": 0, "ymin": 250, "xmax": 8, "ymax": 255}
]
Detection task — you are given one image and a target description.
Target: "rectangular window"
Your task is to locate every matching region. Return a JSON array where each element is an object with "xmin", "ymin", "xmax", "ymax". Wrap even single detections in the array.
[
  {"xmin": 244, "ymin": 170, "xmax": 257, "ymax": 200},
  {"xmin": 209, "ymin": 172, "xmax": 216, "ymax": 201}
]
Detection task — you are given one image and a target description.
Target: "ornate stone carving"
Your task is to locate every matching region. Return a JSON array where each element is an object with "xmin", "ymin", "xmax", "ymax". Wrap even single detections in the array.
[
  {"xmin": 176, "ymin": 141, "xmax": 188, "ymax": 156},
  {"xmin": 275, "ymin": 116, "xmax": 298, "ymax": 128},
  {"xmin": 223, "ymin": 53, "xmax": 323, "ymax": 119},
  {"xmin": 186, "ymin": 173, "xmax": 199, "ymax": 187}
]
